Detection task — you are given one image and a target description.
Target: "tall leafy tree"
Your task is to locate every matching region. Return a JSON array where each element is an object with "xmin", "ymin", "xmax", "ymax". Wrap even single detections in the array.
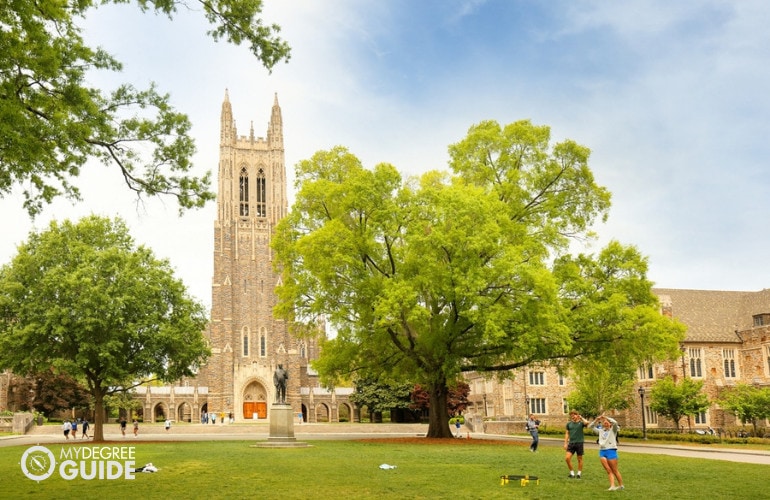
[
  {"xmin": 104, "ymin": 390, "xmax": 143, "ymax": 421},
  {"xmin": 0, "ymin": 215, "xmax": 210, "ymax": 441},
  {"xmin": 719, "ymin": 383, "xmax": 770, "ymax": 436},
  {"xmin": 349, "ymin": 376, "xmax": 413, "ymax": 422},
  {"xmin": 565, "ymin": 361, "xmax": 636, "ymax": 417},
  {"xmin": 649, "ymin": 376, "xmax": 710, "ymax": 431},
  {"xmin": 273, "ymin": 120, "xmax": 685, "ymax": 438},
  {"xmin": 12, "ymin": 369, "xmax": 92, "ymax": 417},
  {"xmin": 1, "ymin": 0, "xmax": 290, "ymax": 216}
]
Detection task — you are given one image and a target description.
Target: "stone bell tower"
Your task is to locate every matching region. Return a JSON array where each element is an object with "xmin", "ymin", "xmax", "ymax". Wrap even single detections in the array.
[{"xmin": 200, "ymin": 91, "xmax": 311, "ymax": 421}]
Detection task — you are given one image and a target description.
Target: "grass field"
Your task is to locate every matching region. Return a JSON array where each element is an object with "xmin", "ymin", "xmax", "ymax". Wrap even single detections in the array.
[{"xmin": 1, "ymin": 438, "xmax": 765, "ymax": 499}]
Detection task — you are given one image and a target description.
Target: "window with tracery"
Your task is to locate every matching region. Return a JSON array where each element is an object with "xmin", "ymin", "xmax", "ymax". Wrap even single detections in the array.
[
  {"xmin": 722, "ymin": 349, "xmax": 736, "ymax": 378},
  {"xmin": 255, "ymin": 168, "xmax": 266, "ymax": 217},
  {"xmin": 689, "ymin": 348, "xmax": 703, "ymax": 378},
  {"xmin": 638, "ymin": 363, "xmax": 654, "ymax": 380},
  {"xmin": 239, "ymin": 168, "xmax": 249, "ymax": 216}
]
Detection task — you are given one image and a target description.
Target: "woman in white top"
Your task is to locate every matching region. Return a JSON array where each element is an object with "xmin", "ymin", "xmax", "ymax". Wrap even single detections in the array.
[{"xmin": 590, "ymin": 414, "xmax": 624, "ymax": 491}]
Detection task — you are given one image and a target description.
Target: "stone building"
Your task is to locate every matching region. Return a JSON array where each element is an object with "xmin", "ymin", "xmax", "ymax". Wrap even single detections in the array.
[
  {"xmin": 465, "ymin": 288, "xmax": 770, "ymax": 435},
  {"xmin": 132, "ymin": 92, "xmax": 354, "ymax": 424}
]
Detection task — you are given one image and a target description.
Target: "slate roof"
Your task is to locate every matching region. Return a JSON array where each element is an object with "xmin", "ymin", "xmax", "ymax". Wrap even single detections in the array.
[{"xmin": 652, "ymin": 288, "xmax": 770, "ymax": 343}]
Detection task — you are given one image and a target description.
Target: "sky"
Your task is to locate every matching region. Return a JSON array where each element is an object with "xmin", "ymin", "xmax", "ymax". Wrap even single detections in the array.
[{"xmin": 3, "ymin": 0, "xmax": 770, "ymax": 310}]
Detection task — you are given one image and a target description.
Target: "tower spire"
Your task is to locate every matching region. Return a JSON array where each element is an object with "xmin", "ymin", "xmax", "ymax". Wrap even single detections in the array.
[
  {"xmin": 268, "ymin": 93, "xmax": 283, "ymax": 148},
  {"xmin": 220, "ymin": 88, "xmax": 234, "ymax": 144}
]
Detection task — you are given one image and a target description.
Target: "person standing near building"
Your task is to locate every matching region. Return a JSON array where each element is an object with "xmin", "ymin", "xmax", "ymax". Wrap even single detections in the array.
[
  {"xmin": 590, "ymin": 414, "xmax": 624, "ymax": 491},
  {"xmin": 526, "ymin": 414, "xmax": 541, "ymax": 452},
  {"xmin": 564, "ymin": 410, "xmax": 590, "ymax": 479}
]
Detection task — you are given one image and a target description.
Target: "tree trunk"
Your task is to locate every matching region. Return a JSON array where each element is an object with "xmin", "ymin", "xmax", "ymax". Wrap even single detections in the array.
[
  {"xmin": 92, "ymin": 388, "xmax": 106, "ymax": 442},
  {"xmin": 425, "ymin": 380, "xmax": 453, "ymax": 438}
]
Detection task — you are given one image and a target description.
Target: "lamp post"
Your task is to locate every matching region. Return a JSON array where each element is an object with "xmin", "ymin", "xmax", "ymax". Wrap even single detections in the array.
[
  {"xmin": 638, "ymin": 386, "xmax": 647, "ymax": 440},
  {"xmin": 483, "ymin": 393, "xmax": 488, "ymax": 417}
]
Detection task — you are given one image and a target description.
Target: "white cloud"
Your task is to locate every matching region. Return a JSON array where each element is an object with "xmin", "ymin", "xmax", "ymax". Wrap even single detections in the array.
[{"xmin": 4, "ymin": 0, "xmax": 770, "ymax": 310}]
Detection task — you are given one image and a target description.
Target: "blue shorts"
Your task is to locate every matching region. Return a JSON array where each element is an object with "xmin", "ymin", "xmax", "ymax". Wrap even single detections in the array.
[{"xmin": 599, "ymin": 449, "xmax": 618, "ymax": 460}]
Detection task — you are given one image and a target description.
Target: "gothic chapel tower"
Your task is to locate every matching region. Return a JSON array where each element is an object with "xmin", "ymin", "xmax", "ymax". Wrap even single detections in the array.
[{"xmin": 201, "ymin": 91, "xmax": 309, "ymax": 421}]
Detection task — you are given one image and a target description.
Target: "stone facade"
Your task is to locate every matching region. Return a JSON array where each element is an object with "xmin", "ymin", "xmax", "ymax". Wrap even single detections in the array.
[
  {"xmin": 465, "ymin": 288, "xmax": 770, "ymax": 434},
  {"xmin": 133, "ymin": 93, "xmax": 353, "ymax": 424}
]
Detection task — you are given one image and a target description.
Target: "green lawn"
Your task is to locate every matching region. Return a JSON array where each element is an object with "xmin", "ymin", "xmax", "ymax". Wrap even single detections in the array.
[{"xmin": 1, "ymin": 438, "xmax": 765, "ymax": 499}]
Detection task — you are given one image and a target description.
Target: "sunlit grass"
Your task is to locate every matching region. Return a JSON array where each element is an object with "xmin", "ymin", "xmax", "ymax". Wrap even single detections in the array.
[{"xmin": 1, "ymin": 438, "xmax": 765, "ymax": 499}]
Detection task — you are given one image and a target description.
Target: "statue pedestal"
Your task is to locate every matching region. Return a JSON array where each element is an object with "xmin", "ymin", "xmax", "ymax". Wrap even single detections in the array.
[
  {"xmin": 254, "ymin": 404, "xmax": 310, "ymax": 448},
  {"xmin": 268, "ymin": 404, "xmax": 295, "ymax": 441}
]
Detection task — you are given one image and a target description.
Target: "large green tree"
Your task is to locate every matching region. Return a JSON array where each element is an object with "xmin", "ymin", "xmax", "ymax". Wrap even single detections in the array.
[
  {"xmin": 719, "ymin": 383, "xmax": 770, "ymax": 436},
  {"xmin": 272, "ymin": 120, "xmax": 685, "ymax": 438},
  {"xmin": 649, "ymin": 376, "xmax": 710, "ymax": 431},
  {"xmin": 1, "ymin": 0, "xmax": 290, "ymax": 216},
  {"xmin": 11, "ymin": 368, "xmax": 92, "ymax": 417},
  {"xmin": 565, "ymin": 361, "xmax": 636, "ymax": 418},
  {"xmin": 0, "ymin": 215, "xmax": 210, "ymax": 441},
  {"xmin": 349, "ymin": 376, "xmax": 413, "ymax": 423}
]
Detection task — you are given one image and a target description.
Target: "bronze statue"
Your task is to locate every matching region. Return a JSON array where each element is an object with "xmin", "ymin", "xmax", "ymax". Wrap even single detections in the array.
[{"xmin": 273, "ymin": 364, "xmax": 288, "ymax": 404}]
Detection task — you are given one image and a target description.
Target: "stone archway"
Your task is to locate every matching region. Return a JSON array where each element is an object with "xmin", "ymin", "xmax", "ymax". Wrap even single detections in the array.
[
  {"xmin": 316, "ymin": 403, "xmax": 330, "ymax": 422},
  {"xmin": 242, "ymin": 379, "xmax": 268, "ymax": 420},
  {"xmin": 177, "ymin": 402, "xmax": 192, "ymax": 423},
  {"xmin": 152, "ymin": 403, "xmax": 168, "ymax": 423},
  {"xmin": 338, "ymin": 402, "xmax": 352, "ymax": 422}
]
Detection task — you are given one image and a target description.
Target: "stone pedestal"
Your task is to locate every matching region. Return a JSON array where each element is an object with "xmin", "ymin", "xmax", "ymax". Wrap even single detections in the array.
[
  {"xmin": 254, "ymin": 404, "xmax": 309, "ymax": 448},
  {"xmin": 268, "ymin": 404, "xmax": 295, "ymax": 442}
]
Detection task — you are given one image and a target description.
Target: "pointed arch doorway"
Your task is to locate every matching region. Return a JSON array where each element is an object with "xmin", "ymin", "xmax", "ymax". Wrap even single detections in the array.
[{"xmin": 242, "ymin": 379, "xmax": 268, "ymax": 419}]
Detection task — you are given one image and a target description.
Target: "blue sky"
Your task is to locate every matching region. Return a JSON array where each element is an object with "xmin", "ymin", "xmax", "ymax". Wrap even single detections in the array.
[{"xmin": 3, "ymin": 0, "xmax": 770, "ymax": 309}]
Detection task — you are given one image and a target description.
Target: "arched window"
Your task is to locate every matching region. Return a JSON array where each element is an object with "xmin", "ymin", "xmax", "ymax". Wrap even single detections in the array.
[
  {"xmin": 255, "ymin": 168, "xmax": 266, "ymax": 217},
  {"xmin": 239, "ymin": 168, "xmax": 249, "ymax": 216},
  {"xmin": 242, "ymin": 326, "xmax": 250, "ymax": 357}
]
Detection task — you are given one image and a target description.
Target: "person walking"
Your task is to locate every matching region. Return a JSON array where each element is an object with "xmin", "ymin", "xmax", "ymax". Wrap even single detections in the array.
[
  {"xmin": 526, "ymin": 414, "xmax": 541, "ymax": 452},
  {"xmin": 590, "ymin": 414, "xmax": 625, "ymax": 491},
  {"xmin": 165, "ymin": 418, "xmax": 172, "ymax": 431},
  {"xmin": 120, "ymin": 417, "xmax": 127, "ymax": 437},
  {"xmin": 81, "ymin": 418, "xmax": 90, "ymax": 439},
  {"xmin": 71, "ymin": 419, "xmax": 78, "ymax": 439},
  {"xmin": 62, "ymin": 420, "xmax": 72, "ymax": 440},
  {"xmin": 454, "ymin": 417, "xmax": 463, "ymax": 438},
  {"xmin": 133, "ymin": 419, "xmax": 139, "ymax": 437},
  {"xmin": 564, "ymin": 410, "xmax": 590, "ymax": 479}
]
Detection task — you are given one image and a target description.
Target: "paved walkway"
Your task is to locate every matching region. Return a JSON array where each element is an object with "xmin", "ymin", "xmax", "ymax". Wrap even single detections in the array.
[{"xmin": 3, "ymin": 423, "xmax": 770, "ymax": 465}]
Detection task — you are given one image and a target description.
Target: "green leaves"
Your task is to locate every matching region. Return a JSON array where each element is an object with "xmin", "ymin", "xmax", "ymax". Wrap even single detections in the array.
[
  {"xmin": 1, "ymin": 0, "xmax": 289, "ymax": 216},
  {"xmin": 0, "ymin": 215, "xmax": 210, "ymax": 439},
  {"xmin": 649, "ymin": 376, "xmax": 710, "ymax": 430},
  {"xmin": 719, "ymin": 384, "xmax": 770, "ymax": 432},
  {"xmin": 273, "ymin": 120, "xmax": 684, "ymax": 437}
]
